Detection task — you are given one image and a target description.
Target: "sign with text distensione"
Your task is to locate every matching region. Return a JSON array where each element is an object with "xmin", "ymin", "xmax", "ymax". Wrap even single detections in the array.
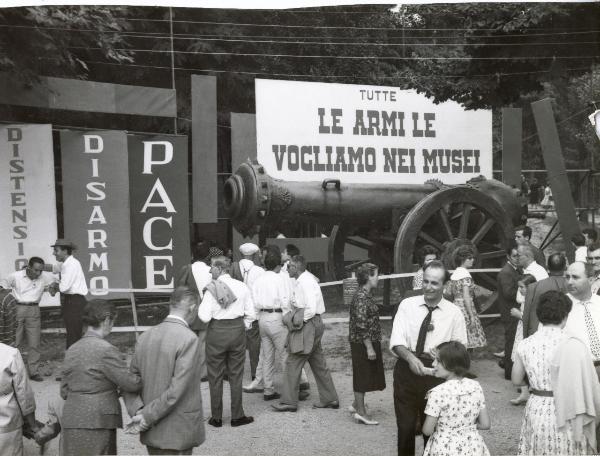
[
  {"xmin": 0, "ymin": 124, "xmax": 59, "ymax": 307},
  {"xmin": 255, "ymin": 79, "xmax": 492, "ymax": 184},
  {"xmin": 128, "ymin": 135, "xmax": 190, "ymax": 289},
  {"xmin": 60, "ymin": 130, "xmax": 132, "ymax": 298}
]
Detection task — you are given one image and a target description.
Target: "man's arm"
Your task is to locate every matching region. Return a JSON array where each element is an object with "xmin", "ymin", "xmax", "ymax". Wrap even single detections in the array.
[
  {"xmin": 141, "ymin": 337, "xmax": 199, "ymax": 427},
  {"xmin": 58, "ymin": 261, "xmax": 78, "ymax": 293},
  {"xmin": 451, "ymin": 309, "xmax": 468, "ymax": 345},
  {"xmin": 242, "ymin": 288, "xmax": 255, "ymax": 330},
  {"xmin": 522, "ymin": 283, "xmax": 536, "ymax": 339},
  {"xmin": 389, "ymin": 301, "xmax": 425, "ymax": 376},
  {"xmin": 197, "ymin": 293, "xmax": 216, "ymax": 323},
  {"xmin": 102, "ymin": 345, "xmax": 142, "ymax": 393}
]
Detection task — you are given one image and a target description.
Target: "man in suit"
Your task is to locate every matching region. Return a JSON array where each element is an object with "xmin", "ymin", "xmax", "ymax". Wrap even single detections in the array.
[
  {"xmin": 589, "ymin": 241, "xmax": 600, "ymax": 295},
  {"xmin": 522, "ymin": 253, "xmax": 567, "ymax": 339},
  {"xmin": 496, "ymin": 240, "xmax": 521, "ymax": 379},
  {"xmin": 129, "ymin": 287, "xmax": 205, "ymax": 455}
]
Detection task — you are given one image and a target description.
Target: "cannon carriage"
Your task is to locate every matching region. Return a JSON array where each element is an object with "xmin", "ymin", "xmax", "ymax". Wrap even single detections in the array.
[{"xmin": 224, "ymin": 160, "xmax": 527, "ymax": 291}]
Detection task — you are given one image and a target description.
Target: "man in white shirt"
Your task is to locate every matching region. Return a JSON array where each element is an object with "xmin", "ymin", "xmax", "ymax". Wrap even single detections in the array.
[
  {"xmin": 50, "ymin": 239, "xmax": 88, "ymax": 349},
  {"xmin": 564, "ymin": 261, "xmax": 600, "ymax": 375},
  {"xmin": 389, "ymin": 260, "xmax": 467, "ymax": 456},
  {"xmin": 231, "ymin": 243, "xmax": 265, "ymax": 386},
  {"xmin": 572, "ymin": 233, "xmax": 588, "ymax": 263},
  {"xmin": 198, "ymin": 255, "xmax": 255, "ymax": 428},
  {"xmin": 588, "ymin": 242, "xmax": 600, "ymax": 296},
  {"xmin": 1, "ymin": 257, "xmax": 55, "ymax": 381},
  {"xmin": 517, "ymin": 244, "xmax": 549, "ymax": 282},
  {"xmin": 250, "ymin": 249, "xmax": 290, "ymax": 401},
  {"xmin": 272, "ymin": 255, "xmax": 338, "ymax": 412}
]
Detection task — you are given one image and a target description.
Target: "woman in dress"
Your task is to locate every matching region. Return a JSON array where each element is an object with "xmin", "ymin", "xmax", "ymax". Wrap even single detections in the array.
[
  {"xmin": 512, "ymin": 290, "xmax": 588, "ymax": 455},
  {"xmin": 60, "ymin": 300, "xmax": 142, "ymax": 456},
  {"xmin": 412, "ymin": 245, "xmax": 439, "ymax": 290},
  {"xmin": 422, "ymin": 341, "xmax": 490, "ymax": 456},
  {"xmin": 446, "ymin": 245, "xmax": 486, "ymax": 349},
  {"xmin": 510, "ymin": 274, "xmax": 537, "ymax": 405},
  {"xmin": 348, "ymin": 263, "xmax": 385, "ymax": 425},
  {"xmin": 541, "ymin": 185, "xmax": 553, "ymax": 209}
]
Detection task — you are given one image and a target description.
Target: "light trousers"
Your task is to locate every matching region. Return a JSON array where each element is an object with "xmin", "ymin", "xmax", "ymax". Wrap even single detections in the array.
[{"xmin": 16, "ymin": 305, "xmax": 41, "ymax": 376}]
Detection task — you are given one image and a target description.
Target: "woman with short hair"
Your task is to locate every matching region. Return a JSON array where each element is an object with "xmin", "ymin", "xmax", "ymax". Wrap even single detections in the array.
[
  {"xmin": 348, "ymin": 263, "xmax": 386, "ymax": 425},
  {"xmin": 60, "ymin": 300, "xmax": 141, "ymax": 455}
]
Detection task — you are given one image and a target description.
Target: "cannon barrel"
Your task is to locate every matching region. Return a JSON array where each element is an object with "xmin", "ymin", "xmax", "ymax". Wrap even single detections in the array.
[{"xmin": 224, "ymin": 161, "xmax": 525, "ymax": 238}]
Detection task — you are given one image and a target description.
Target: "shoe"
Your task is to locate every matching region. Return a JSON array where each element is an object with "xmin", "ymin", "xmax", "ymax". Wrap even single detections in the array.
[
  {"xmin": 201, "ymin": 376, "xmax": 209, "ymax": 382},
  {"xmin": 231, "ymin": 416, "xmax": 254, "ymax": 427},
  {"xmin": 54, "ymin": 376, "xmax": 62, "ymax": 381},
  {"xmin": 208, "ymin": 417, "xmax": 222, "ymax": 427},
  {"xmin": 271, "ymin": 404, "xmax": 297, "ymax": 412},
  {"xmin": 264, "ymin": 392, "xmax": 281, "ymax": 401},
  {"xmin": 498, "ymin": 359, "xmax": 505, "ymax": 369},
  {"xmin": 313, "ymin": 401, "xmax": 339, "ymax": 409},
  {"xmin": 30, "ymin": 374, "xmax": 44, "ymax": 382},
  {"xmin": 298, "ymin": 390, "xmax": 310, "ymax": 401},
  {"xmin": 243, "ymin": 385, "xmax": 264, "ymax": 393},
  {"xmin": 510, "ymin": 397, "xmax": 528, "ymax": 406},
  {"xmin": 493, "ymin": 351, "xmax": 505, "ymax": 358},
  {"xmin": 348, "ymin": 404, "xmax": 369, "ymax": 414},
  {"xmin": 353, "ymin": 413, "xmax": 378, "ymax": 425},
  {"xmin": 299, "ymin": 382, "xmax": 310, "ymax": 391}
]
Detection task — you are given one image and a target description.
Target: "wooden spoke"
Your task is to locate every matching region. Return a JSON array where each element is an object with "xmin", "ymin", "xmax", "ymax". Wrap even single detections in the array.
[
  {"xmin": 476, "ymin": 272, "xmax": 498, "ymax": 290},
  {"xmin": 471, "ymin": 219, "xmax": 496, "ymax": 245},
  {"xmin": 346, "ymin": 236, "xmax": 373, "ymax": 250},
  {"xmin": 417, "ymin": 231, "xmax": 443, "ymax": 251},
  {"xmin": 438, "ymin": 208, "xmax": 454, "ymax": 241},
  {"xmin": 478, "ymin": 249, "xmax": 506, "ymax": 262},
  {"xmin": 458, "ymin": 204, "xmax": 472, "ymax": 239}
]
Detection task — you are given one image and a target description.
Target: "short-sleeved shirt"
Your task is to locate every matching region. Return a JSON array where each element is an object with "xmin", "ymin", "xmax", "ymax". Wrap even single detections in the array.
[
  {"xmin": 2, "ymin": 269, "xmax": 55, "ymax": 303},
  {"xmin": 0, "ymin": 289, "xmax": 17, "ymax": 346}
]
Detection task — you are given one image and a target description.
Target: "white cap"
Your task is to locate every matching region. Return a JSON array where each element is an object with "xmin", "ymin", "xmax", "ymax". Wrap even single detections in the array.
[{"xmin": 239, "ymin": 243, "xmax": 259, "ymax": 256}]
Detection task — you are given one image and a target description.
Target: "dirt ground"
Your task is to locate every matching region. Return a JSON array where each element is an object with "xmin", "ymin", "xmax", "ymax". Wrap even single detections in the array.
[{"xmin": 23, "ymin": 318, "xmax": 525, "ymax": 456}]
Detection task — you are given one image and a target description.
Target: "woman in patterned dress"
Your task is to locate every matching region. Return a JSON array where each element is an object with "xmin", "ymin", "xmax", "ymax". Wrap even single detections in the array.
[
  {"xmin": 445, "ymin": 245, "xmax": 487, "ymax": 349},
  {"xmin": 422, "ymin": 341, "xmax": 490, "ymax": 456},
  {"xmin": 348, "ymin": 263, "xmax": 386, "ymax": 425},
  {"xmin": 512, "ymin": 290, "xmax": 588, "ymax": 455},
  {"xmin": 509, "ymin": 274, "xmax": 537, "ymax": 405}
]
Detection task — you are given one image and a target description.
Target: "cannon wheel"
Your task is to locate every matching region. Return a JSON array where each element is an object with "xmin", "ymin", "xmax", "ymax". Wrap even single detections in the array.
[
  {"xmin": 325, "ymin": 225, "xmax": 376, "ymax": 281},
  {"xmin": 394, "ymin": 186, "xmax": 513, "ymax": 296}
]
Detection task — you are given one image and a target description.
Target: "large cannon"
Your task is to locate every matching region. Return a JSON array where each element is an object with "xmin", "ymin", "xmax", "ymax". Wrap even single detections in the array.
[{"xmin": 224, "ymin": 160, "xmax": 526, "ymax": 289}]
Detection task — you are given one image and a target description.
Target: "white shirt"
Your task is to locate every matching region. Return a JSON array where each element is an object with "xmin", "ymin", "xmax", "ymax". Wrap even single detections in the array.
[
  {"xmin": 252, "ymin": 271, "xmax": 290, "ymax": 313},
  {"xmin": 565, "ymin": 293, "xmax": 600, "ymax": 361},
  {"xmin": 292, "ymin": 271, "xmax": 326, "ymax": 321},
  {"xmin": 237, "ymin": 259, "xmax": 265, "ymax": 289},
  {"xmin": 190, "ymin": 261, "xmax": 211, "ymax": 298},
  {"xmin": 1, "ymin": 270, "xmax": 55, "ymax": 303},
  {"xmin": 198, "ymin": 274, "xmax": 256, "ymax": 329},
  {"xmin": 54, "ymin": 255, "xmax": 88, "ymax": 295},
  {"xmin": 524, "ymin": 261, "xmax": 549, "ymax": 281},
  {"xmin": 592, "ymin": 275, "xmax": 600, "ymax": 296},
  {"xmin": 390, "ymin": 296, "xmax": 468, "ymax": 355},
  {"xmin": 575, "ymin": 246, "xmax": 588, "ymax": 263}
]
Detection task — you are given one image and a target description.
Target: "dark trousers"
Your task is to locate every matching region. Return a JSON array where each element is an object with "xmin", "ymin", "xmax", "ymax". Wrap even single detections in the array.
[
  {"xmin": 246, "ymin": 320, "xmax": 261, "ymax": 379},
  {"xmin": 147, "ymin": 446, "xmax": 192, "ymax": 455},
  {"xmin": 280, "ymin": 315, "xmax": 338, "ymax": 407},
  {"xmin": 503, "ymin": 317, "xmax": 519, "ymax": 380},
  {"xmin": 393, "ymin": 358, "xmax": 443, "ymax": 456},
  {"xmin": 206, "ymin": 318, "xmax": 246, "ymax": 421},
  {"xmin": 61, "ymin": 294, "xmax": 86, "ymax": 349}
]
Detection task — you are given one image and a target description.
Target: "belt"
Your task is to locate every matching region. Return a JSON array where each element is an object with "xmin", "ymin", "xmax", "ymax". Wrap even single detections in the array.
[
  {"xmin": 530, "ymin": 389, "xmax": 553, "ymax": 397},
  {"xmin": 261, "ymin": 308, "xmax": 282, "ymax": 313},
  {"xmin": 17, "ymin": 302, "xmax": 39, "ymax": 306},
  {"xmin": 594, "ymin": 360, "xmax": 600, "ymax": 367}
]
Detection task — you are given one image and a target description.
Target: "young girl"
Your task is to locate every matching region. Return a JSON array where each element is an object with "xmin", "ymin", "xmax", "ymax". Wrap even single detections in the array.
[
  {"xmin": 509, "ymin": 274, "xmax": 537, "ymax": 405},
  {"xmin": 422, "ymin": 341, "xmax": 490, "ymax": 456}
]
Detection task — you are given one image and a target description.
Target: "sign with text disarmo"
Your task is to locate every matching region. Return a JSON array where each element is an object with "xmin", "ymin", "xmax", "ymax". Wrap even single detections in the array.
[{"xmin": 255, "ymin": 79, "xmax": 492, "ymax": 184}]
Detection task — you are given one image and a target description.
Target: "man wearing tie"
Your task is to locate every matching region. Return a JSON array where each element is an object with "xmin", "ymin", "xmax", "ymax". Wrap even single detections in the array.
[
  {"xmin": 389, "ymin": 260, "xmax": 467, "ymax": 456},
  {"xmin": 564, "ymin": 261, "xmax": 600, "ymax": 377}
]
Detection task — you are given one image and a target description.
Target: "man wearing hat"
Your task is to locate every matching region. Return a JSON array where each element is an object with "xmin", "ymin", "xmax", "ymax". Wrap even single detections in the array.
[
  {"xmin": 231, "ymin": 243, "xmax": 265, "ymax": 384},
  {"xmin": 50, "ymin": 240, "xmax": 88, "ymax": 349}
]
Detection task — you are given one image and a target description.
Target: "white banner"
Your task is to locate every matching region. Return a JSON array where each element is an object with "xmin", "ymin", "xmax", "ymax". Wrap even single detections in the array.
[
  {"xmin": 0, "ymin": 124, "xmax": 59, "ymax": 307},
  {"xmin": 255, "ymin": 79, "xmax": 492, "ymax": 184}
]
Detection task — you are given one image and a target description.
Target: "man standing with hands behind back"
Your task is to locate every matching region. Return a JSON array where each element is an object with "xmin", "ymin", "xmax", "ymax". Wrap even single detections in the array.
[{"xmin": 390, "ymin": 260, "xmax": 467, "ymax": 456}]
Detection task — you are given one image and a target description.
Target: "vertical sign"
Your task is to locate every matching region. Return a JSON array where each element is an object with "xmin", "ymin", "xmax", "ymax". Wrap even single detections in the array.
[
  {"xmin": 128, "ymin": 135, "xmax": 190, "ymax": 289},
  {"xmin": 60, "ymin": 130, "xmax": 132, "ymax": 297},
  {"xmin": 0, "ymin": 124, "xmax": 59, "ymax": 306}
]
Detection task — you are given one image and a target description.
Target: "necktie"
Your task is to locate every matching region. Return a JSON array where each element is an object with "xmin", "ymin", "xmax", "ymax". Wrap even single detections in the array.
[
  {"xmin": 583, "ymin": 301, "xmax": 600, "ymax": 359},
  {"xmin": 416, "ymin": 305, "xmax": 437, "ymax": 357}
]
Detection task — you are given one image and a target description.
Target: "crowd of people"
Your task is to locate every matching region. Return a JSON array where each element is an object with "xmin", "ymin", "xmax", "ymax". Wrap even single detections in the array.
[{"xmin": 2, "ymin": 225, "xmax": 600, "ymax": 455}]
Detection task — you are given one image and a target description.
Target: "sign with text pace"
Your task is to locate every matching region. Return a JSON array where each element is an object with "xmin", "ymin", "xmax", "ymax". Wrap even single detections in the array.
[{"xmin": 255, "ymin": 79, "xmax": 492, "ymax": 184}]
